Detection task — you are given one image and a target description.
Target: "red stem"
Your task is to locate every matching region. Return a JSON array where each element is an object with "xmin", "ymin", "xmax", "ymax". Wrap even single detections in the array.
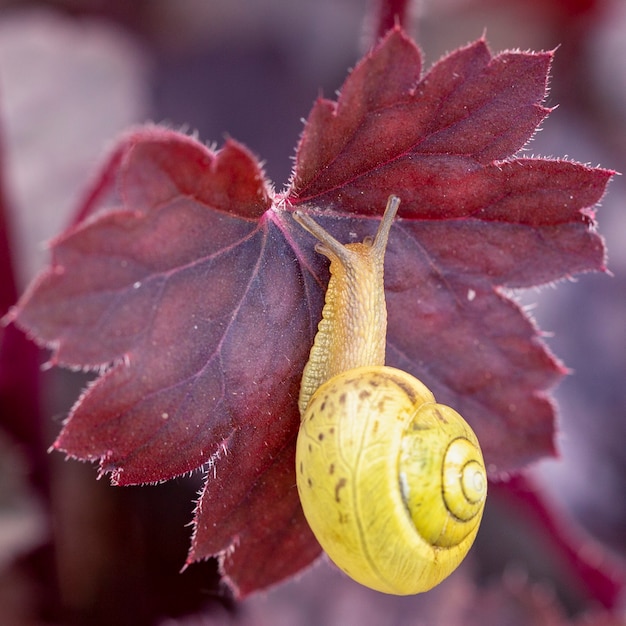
[{"xmin": 371, "ymin": 0, "xmax": 412, "ymax": 41}]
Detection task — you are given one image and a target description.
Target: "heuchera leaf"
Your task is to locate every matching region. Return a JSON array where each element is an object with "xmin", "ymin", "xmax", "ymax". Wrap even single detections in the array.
[{"xmin": 8, "ymin": 27, "xmax": 613, "ymax": 596}]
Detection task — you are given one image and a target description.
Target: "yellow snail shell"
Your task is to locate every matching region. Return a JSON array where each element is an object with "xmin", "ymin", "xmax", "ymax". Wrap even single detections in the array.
[{"xmin": 293, "ymin": 196, "xmax": 487, "ymax": 595}]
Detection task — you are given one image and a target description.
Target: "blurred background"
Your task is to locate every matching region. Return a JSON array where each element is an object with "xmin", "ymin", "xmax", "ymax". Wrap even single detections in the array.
[{"xmin": 0, "ymin": 0, "xmax": 624, "ymax": 624}]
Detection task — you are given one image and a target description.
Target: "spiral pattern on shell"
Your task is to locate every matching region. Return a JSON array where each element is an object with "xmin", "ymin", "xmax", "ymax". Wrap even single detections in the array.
[{"xmin": 398, "ymin": 403, "xmax": 486, "ymax": 550}]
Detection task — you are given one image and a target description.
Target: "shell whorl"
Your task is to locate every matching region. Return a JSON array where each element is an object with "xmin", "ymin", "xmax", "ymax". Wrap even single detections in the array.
[{"xmin": 399, "ymin": 402, "xmax": 487, "ymax": 550}]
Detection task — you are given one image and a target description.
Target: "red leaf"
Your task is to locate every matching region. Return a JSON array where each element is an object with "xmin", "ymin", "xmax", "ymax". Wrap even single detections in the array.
[
  {"xmin": 11, "ymin": 126, "xmax": 323, "ymax": 591},
  {"xmin": 190, "ymin": 432, "xmax": 320, "ymax": 597},
  {"xmin": 288, "ymin": 28, "xmax": 611, "ymax": 472},
  {"xmin": 8, "ymin": 28, "xmax": 613, "ymax": 595},
  {"xmin": 292, "ymin": 31, "xmax": 554, "ymax": 202}
]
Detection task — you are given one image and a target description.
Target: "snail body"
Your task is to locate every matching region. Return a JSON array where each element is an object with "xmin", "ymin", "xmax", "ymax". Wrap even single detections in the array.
[{"xmin": 293, "ymin": 196, "xmax": 487, "ymax": 595}]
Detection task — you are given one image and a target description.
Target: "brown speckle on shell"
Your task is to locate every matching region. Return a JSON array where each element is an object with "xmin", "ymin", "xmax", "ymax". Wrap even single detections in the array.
[{"xmin": 335, "ymin": 477, "xmax": 347, "ymax": 502}]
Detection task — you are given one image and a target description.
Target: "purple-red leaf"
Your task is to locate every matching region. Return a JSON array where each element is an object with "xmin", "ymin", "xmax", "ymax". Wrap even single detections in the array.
[
  {"xmin": 8, "ymin": 28, "xmax": 613, "ymax": 596},
  {"xmin": 292, "ymin": 33, "xmax": 553, "ymax": 203},
  {"xmin": 288, "ymin": 28, "xmax": 610, "ymax": 472},
  {"xmin": 11, "ymin": 126, "xmax": 323, "ymax": 590},
  {"xmin": 190, "ymin": 432, "xmax": 320, "ymax": 597}
]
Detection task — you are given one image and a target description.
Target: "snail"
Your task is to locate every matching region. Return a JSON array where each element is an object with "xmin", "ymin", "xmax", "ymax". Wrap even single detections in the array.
[{"xmin": 293, "ymin": 195, "xmax": 487, "ymax": 595}]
